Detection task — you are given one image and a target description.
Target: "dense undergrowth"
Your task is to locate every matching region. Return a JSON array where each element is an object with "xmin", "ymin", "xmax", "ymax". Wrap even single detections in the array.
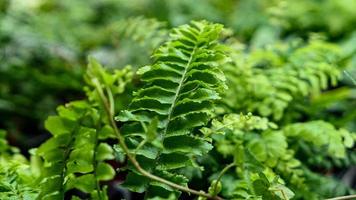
[{"xmin": 0, "ymin": 0, "xmax": 355, "ymax": 200}]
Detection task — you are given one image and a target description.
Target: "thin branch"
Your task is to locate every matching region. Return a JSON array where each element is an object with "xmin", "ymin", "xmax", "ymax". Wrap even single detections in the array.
[
  {"xmin": 325, "ymin": 195, "xmax": 356, "ymax": 200},
  {"xmin": 343, "ymin": 70, "xmax": 356, "ymax": 85},
  {"xmin": 92, "ymin": 78, "xmax": 224, "ymax": 200},
  {"xmin": 93, "ymin": 122, "xmax": 103, "ymax": 200},
  {"xmin": 212, "ymin": 163, "xmax": 236, "ymax": 196}
]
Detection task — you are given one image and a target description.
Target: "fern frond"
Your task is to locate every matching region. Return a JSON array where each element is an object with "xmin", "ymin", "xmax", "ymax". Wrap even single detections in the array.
[
  {"xmin": 36, "ymin": 62, "xmax": 133, "ymax": 200},
  {"xmin": 116, "ymin": 20, "xmax": 228, "ymax": 197},
  {"xmin": 36, "ymin": 101, "xmax": 115, "ymax": 200},
  {"xmin": 223, "ymin": 39, "xmax": 342, "ymax": 120},
  {"xmin": 0, "ymin": 130, "xmax": 39, "ymax": 200},
  {"xmin": 110, "ymin": 16, "xmax": 168, "ymax": 50},
  {"xmin": 283, "ymin": 120, "xmax": 355, "ymax": 158},
  {"xmin": 208, "ymin": 113, "xmax": 355, "ymax": 198},
  {"xmin": 206, "ymin": 113, "xmax": 302, "ymax": 199}
]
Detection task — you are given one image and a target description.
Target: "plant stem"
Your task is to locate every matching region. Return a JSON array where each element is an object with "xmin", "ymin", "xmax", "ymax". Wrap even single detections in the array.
[
  {"xmin": 325, "ymin": 195, "xmax": 356, "ymax": 200},
  {"xmin": 93, "ymin": 122, "xmax": 103, "ymax": 200},
  {"xmin": 92, "ymin": 78, "xmax": 224, "ymax": 200},
  {"xmin": 343, "ymin": 70, "xmax": 356, "ymax": 85},
  {"xmin": 212, "ymin": 163, "xmax": 236, "ymax": 196}
]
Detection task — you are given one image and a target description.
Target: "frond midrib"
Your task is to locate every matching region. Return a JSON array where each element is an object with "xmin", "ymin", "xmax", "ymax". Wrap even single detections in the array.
[{"xmin": 161, "ymin": 40, "xmax": 200, "ymax": 138}]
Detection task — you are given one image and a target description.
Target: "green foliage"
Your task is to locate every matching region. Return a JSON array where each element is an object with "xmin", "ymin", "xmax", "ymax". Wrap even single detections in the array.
[
  {"xmin": 302, "ymin": 167, "xmax": 355, "ymax": 199},
  {"xmin": 1, "ymin": 4, "xmax": 356, "ymax": 198},
  {"xmin": 115, "ymin": 20, "xmax": 228, "ymax": 197},
  {"xmin": 0, "ymin": 158, "xmax": 39, "ymax": 200},
  {"xmin": 3, "ymin": 0, "xmax": 356, "ymax": 149},
  {"xmin": 284, "ymin": 121, "xmax": 355, "ymax": 158},
  {"xmin": 223, "ymin": 39, "xmax": 342, "ymax": 121},
  {"xmin": 34, "ymin": 61, "xmax": 133, "ymax": 200},
  {"xmin": 37, "ymin": 101, "xmax": 113, "ymax": 200},
  {"xmin": 268, "ymin": 0, "xmax": 356, "ymax": 38},
  {"xmin": 205, "ymin": 114, "xmax": 295, "ymax": 199},
  {"xmin": 202, "ymin": 112, "xmax": 355, "ymax": 199},
  {"xmin": 0, "ymin": 130, "xmax": 39, "ymax": 200},
  {"xmin": 111, "ymin": 16, "xmax": 167, "ymax": 50},
  {"xmin": 105, "ymin": 16, "xmax": 169, "ymax": 67}
]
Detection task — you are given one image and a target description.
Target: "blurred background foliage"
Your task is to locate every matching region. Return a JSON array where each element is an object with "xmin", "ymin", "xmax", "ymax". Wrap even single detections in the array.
[{"xmin": 0, "ymin": 0, "xmax": 355, "ymax": 198}]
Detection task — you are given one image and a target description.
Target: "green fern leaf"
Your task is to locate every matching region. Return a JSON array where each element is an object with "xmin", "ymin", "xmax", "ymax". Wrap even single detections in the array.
[
  {"xmin": 0, "ymin": 131, "xmax": 39, "ymax": 200},
  {"xmin": 116, "ymin": 20, "xmax": 228, "ymax": 197},
  {"xmin": 283, "ymin": 121, "xmax": 355, "ymax": 158},
  {"xmin": 37, "ymin": 101, "xmax": 114, "ymax": 200},
  {"xmin": 111, "ymin": 16, "xmax": 168, "ymax": 50},
  {"xmin": 223, "ymin": 40, "xmax": 342, "ymax": 120},
  {"xmin": 36, "ymin": 57, "xmax": 133, "ymax": 200}
]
